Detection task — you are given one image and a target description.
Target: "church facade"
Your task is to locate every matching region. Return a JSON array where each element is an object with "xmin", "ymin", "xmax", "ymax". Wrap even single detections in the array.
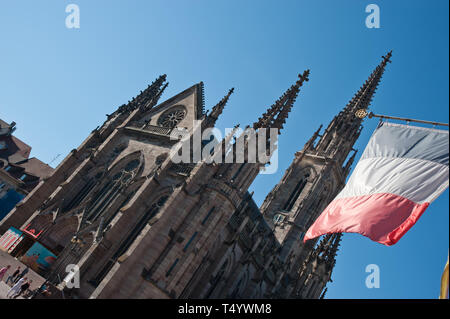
[{"xmin": 0, "ymin": 52, "xmax": 391, "ymax": 299}]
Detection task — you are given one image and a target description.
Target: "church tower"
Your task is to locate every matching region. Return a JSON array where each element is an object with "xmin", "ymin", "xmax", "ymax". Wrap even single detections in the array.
[{"xmin": 259, "ymin": 52, "xmax": 392, "ymax": 296}]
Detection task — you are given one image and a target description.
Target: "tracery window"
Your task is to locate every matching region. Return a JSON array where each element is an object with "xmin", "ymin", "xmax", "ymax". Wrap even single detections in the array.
[
  {"xmin": 63, "ymin": 179, "xmax": 96, "ymax": 212},
  {"xmin": 85, "ymin": 158, "xmax": 141, "ymax": 222},
  {"xmin": 157, "ymin": 106, "xmax": 186, "ymax": 128}
]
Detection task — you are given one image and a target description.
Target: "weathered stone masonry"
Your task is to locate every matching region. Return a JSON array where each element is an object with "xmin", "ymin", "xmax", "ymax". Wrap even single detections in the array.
[{"xmin": 0, "ymin": 52, "xmax": 391, "ymax": 299}]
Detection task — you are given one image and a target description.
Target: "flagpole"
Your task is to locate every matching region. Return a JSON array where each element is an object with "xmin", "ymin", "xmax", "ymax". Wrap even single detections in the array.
[{"xmin": 354, "ymin": 109, "xmax": 449, "ymax": 127}]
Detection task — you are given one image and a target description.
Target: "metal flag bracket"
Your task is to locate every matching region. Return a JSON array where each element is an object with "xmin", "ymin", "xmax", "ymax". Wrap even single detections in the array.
[{"xmin": 354, "ymin": 109, "xmax": 449, "ymax": 127}]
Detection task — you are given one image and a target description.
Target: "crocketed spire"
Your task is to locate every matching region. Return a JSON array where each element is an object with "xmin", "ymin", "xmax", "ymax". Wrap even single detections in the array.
[
  {"xmin": 204, "ymin": 88, "xmax": 234, "ymax": 127},
  {"xmin": 117, "ymin": 74, "xmax": 168, "ymax": 113},
  {"xmin": 253, "ymin": 70, "xmax": 310, "ymax": 133},
  {"xmin": 345, "ymin": 50, "xmax": 392, "ymax": 113}
]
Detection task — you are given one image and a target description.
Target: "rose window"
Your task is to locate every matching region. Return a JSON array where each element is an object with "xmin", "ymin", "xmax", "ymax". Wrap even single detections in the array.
[{"xmin": 158, "ymin": 107, "xmax": 186, "ymax": 128}]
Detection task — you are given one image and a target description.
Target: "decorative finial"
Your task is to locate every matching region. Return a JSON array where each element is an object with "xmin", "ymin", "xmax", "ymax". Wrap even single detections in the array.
[
  {"xmin": 297, "ymin": 69, "xmax": 310, "ymax": 85},
  {"xmin": 382, "ymin": 50, "xmax": 393, "ymax": 63}
]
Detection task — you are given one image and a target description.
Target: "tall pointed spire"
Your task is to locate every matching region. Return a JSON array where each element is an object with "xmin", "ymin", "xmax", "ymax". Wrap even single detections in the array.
[
  {"xmin": 146, "ymin": 81, "xmax": 168, "ymax": 109},
  {"xmin": 253, "ymin": 70, "xmax": 310, "ymax": 132},
  {"xmin": 138, "ymin": 74, "xmax": 168, "ymax": 111},
  {"xmin": 345, "ymin": 50, "xmax": 392, "ymax": 113},
  {"xmin": 204, "ymin": 88, "xmax": 234, "ymax": 127},
  {"xmin": 117, "ymin": 74, "xmax": 168, "ymax": 113},
  {"xmin": 319, "ymin": 233, "xmax": 342, "ymax": 268},
  {"xmin": 313, "ymin": 51, "xmax": 392, "ymax": 162},
  {"xmin": 308, "ymin": 233, "xmax": 342, "ymax": 273}
]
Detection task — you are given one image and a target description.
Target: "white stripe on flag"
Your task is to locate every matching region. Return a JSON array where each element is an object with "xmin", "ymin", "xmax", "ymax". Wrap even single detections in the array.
[
  {"xmin": 336, "ymin": 156, "xmax": 449, "ymax": 204},
  {"xmin": 305, "ymin": 122, "xmax": 449, "ymax": 245}
]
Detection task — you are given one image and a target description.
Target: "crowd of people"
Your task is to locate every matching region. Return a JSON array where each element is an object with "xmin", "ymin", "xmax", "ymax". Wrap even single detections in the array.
[{"xmin": 0, "ymin": 264, "xmax": 33, "ymax": 299}]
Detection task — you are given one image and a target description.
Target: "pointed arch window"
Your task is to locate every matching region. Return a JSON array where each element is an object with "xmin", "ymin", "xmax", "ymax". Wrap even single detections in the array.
[
  {"xmin": 63, "ymin": 178, "xmax": 96, "ymax": 212},
  {"xmin": 283, "ymin": 172, "xmax": 310, "ymax": 211},
  {"xmin": 62, "ymin": 157, "xmax": 142, "ymax": 219},
  {"xmin": 89, "ymin": 194, "xmax": 169, "ymax": 287},
  {"xmin": 86, "ymin": 158, "xmax": 141, "ymax": 222}
]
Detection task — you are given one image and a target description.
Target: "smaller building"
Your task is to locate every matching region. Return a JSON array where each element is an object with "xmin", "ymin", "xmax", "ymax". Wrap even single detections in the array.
[{"xmin": 0, "ymin": 119, "xmax": 54, "ymax": 221}]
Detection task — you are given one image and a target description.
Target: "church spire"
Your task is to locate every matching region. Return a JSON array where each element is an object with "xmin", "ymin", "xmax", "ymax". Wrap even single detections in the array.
[
  {"xmin": 317, "ymin": 233, "xmax": 342, "ymax": 268},
  {"xmin": 253, "ymin": 70, "xmax": 310, "ymax": 132},
  {"xmin": 137, "ymin": 74, "xmax": 168, "ymax": 111},
  {"xmin": 309, "ymin": 233, "xmax": 342, "ymax": 275},
  {"xmin": 345, "ymin": 50, "xmax": 392, "ymax": 113},
  {"xmin": 204, "ymin": 88, "xmax": 234, "ymax": 127},
  {"xmin": 117, "ymin": 74, "xmax": 168, "ymax": 113},
  {"xmin": 313, "ymin": 51, "xmax": 392, "ymax": 162}
]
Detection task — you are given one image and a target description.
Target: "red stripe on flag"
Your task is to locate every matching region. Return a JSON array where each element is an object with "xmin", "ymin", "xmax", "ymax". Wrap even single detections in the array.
[{"xmin": 304, "ymin": 193, "xmax": 429, "ymax": 246}]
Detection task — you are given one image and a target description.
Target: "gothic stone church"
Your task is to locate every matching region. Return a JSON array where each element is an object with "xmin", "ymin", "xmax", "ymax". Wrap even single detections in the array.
[{"xmin": 0, "ymin": 52, "xmax": 391, "ymax": 299}]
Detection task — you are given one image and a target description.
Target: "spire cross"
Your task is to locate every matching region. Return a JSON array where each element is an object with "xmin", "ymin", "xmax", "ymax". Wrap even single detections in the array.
[
  {"xmin": 297, "ymin": 69, "xmax": 310, "ymax": 86},
  {"xmin": 381, "ymin": 50, "xmax": 393, "ymax": 64}
]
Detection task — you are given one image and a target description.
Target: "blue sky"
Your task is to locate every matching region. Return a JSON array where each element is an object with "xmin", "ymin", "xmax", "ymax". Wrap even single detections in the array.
[{"xmin": 0, "ymin": 1, "xmax": 448, "ymax": 298}]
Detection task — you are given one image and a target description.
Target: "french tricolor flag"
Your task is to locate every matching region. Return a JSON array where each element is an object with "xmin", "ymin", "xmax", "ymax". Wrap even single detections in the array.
[{"xmin": 305, "ymin": 122, "xmax": 449, "ymax": 246}]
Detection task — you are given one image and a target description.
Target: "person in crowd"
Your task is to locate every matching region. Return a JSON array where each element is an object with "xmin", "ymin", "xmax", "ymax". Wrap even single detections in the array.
[
  {"xmin": 13, "ymin": 279, "xmax": 32, "ymax": 299},
  {"xmin": 5, "ymin": 266, "xmax": 20, "ymax": 285},
  {"xmin": 35, "ymin": 282, "xmax": 52, "ymax": 298},
  {"xmin": 41, "ymin": 285, "xmax": 52, "ymax": 297},
  {"xmin": 14, "ymin": 266, "xmax": 29, "ymax": 283},
  {"xmin": 6, "ymin": 277, "xmax": 26, "ymax": 298},
  {"xmin": 0, "ymin": 265, "xmax": 11, "ymax": 281}
]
